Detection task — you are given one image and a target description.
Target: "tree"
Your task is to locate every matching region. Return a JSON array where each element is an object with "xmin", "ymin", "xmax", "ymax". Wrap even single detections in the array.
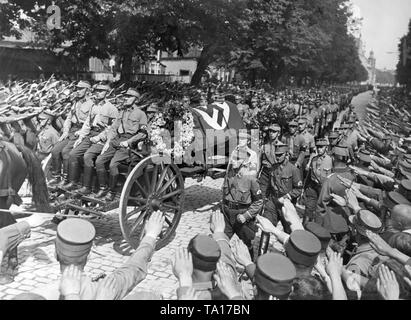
[{"xmin": 396, "ymin": 19, "xmax": 411, "ymax": 89}]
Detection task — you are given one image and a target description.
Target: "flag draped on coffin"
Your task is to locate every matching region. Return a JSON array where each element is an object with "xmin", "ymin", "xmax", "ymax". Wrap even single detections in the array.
[{"xmin": 187, "ymin": 101, "xmax": 245, "ymax": 165}]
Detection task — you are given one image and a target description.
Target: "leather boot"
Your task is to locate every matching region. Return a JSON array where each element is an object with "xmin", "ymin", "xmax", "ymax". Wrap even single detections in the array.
[
  {"xmin": 64, "ymin": 162, "xmax": 81, "ymax": 191},
  {"xmin": 105, "ymin": 174, "xmax": 118, "ymax": 201},
  {"xmin": 95, "ymin": 170, "xmax": 109, "ymax": 198},
  {"xmin": 48, "ymin": 172, "xmax": 61, "ymax": 186},
  {"xmin": 77, "ymin": 166, "xmax": 93, "ymax": 195},
  {"xmin": 57, "ymin": 173, "xmax": 69, "ymax": 188}
]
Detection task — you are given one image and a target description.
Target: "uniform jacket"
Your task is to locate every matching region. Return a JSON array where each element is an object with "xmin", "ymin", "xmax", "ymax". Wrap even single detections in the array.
[
  {"xmin": 223, "ymin": 173, "xmax": 263, "ymax": 220},
  {"xmin": 37, "ymin": 125, "xmax": 59, "ymax": 154},
  {"xmin": 310, "ymin": 153, "xmax": 333, "ymax": 185},
  {"xmin": 0, "ymin": 221, "xmax": 30, "ymax": 254},
  {"xmin": 269, "ymin": 161, "xmax": 302, "ymax": 200},
  {"xmin": 77, "ymin": 100, "xmax": 118, "ymax": 141},
  {"xmin": 316, "ymin": 166, "xmax": 356, "ymax": 216},
  {"xmin": 63, "ymin": 98, "xmax": 94, "ymax": 136},
  {"xmin": 107, "ymin": 105, "xmax": 148, "ymax": 145}
]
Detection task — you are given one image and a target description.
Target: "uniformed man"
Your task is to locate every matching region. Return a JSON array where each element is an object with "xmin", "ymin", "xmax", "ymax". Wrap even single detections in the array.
[
  {"xmin": 235, "ymin": 95, "xmax": 248, "ymax": 119},
  {"xmin": 93, "ymin": 88, "xmax": 148, "ymax": 200},
  {"xmin": 294, "ymin": 117, "xmax": 316, "ymax": 176},
  {"xmin": 316, "ymin": 144, "xmax": 355, "ymax": 224},
  {"xmin": 259, "ymin": 123, "xmax": 282, "ymax": 197},
  {"xmin": 244, "ymin": 96, "xmax": 260, "ymax": 129},
  {"xmin": 264, "ymin": 143, "xmax": 302, "ymax": 234},
  {"xmin": 283, "ymin": 119, "xmax": 298, "ymax": 163},
  {"xmin": 64, "ymin": 84, "xmax": 118, "ymax": 191},
  {"xmin": 33, "ymin": 212, "xmax": 165, "ymax": 300},
  {"xmin": 49, "ymin": 81, "xmax": 93, "ymax": 186},
  {"xmin": 36, "ymin": 112, "xmax": 60, "ymax": 162},
  {"xmin": 303, "ymin": 138, "xmax": 333, "ymax": 224},
  {"xmin": 222, "ymin": 147, "xmax": 263, "ymax": 258}
]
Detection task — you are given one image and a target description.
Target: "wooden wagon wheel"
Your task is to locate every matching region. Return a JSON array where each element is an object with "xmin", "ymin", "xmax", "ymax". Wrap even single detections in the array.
[{"xmin": 119, "ymin": 155, "xmax": 185, "ymax": 250}]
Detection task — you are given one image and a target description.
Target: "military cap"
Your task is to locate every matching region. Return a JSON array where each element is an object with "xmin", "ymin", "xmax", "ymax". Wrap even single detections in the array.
[
  {"xmin": 315, "ymin": 138, "xmax": 329, "ymax": 147},
  {"xmin": 358, "ymin": 149, "xmax": 371, "ymax": 163},
  {"xmin": 187, "ymin": 234, "xmax": 221, "ymax": 272},
  {"xmin": 305, "ymin": 222, "xmax": 331, "ymax": 251},
  {"xmin": 384, "ymin": 191, "xmax": 411, "ymax": 209},
  {"xmin": 322, "ymin": 210, "xmax": 349, "ymax": 235},
  {"xmin": 333, "ymin": 145, "xmax": 349, "ymax": 157},
  {"xmin": 284, "ymin": 230, "xmax": 321, "ymax": 267},
  {"xmin": 76, "ymin": 80, "xmax": 91, "ymax": 89},
  {"xmin": 274, "ymin": 142, "xmax": 289, "ymax": 154},
  {"xmin": 55, "ymin": 218, "xmax": 96, "ymax": 265},
  {"xmin": 125, "ymin": 88, "xmax": 140, "ymax": 98},
  {"xmin": 95, "ymin": 84, "xmax": 110, "ymax": 91},
  {"xmin": 399, "ymin": 180, "xmax": 411, "ymax": 201},
  {"xmin": 289, "ymin": 119, "xmax": 298, "ymax": 127},
  {"xmin": 348, "ymin": 210, "xmax": 382, "ymax": 236},
  {"xmin": 146, "ymin": 103, "xmax": 159, "ymax": 113},
  {"xmin": 400, "ymin": 160, "xmax": 411, "ymax": 173},
  {"xmin": 265, "ymin": 123, "xmax": 281, "ymax": 132},
  {"xmin": 254, "ymin": 253, "xmax": 296, "ymax": 297}
]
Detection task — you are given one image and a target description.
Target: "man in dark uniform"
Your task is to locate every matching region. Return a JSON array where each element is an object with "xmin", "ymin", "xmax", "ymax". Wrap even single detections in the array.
[
  {"xmin": 316, "ymin": 144, "xmax": 355, "ymax": 224},
  {"xmin": 283, "ymin": 119, "xmax": 298, "ymax": 164},
  {"xmin": 93, "ymin": 89, "xmax": 148, "ymax": 200},
  {"xmin": 222, "ymin": 147, "xmax": 263, "ymax": 258},
  {"xmin": 64, "ymin": 84, "xmax": 118, "ymax": 191},
  {"xmin": 49, "ymin": 81, "xmax": 93, "ymax": 186},
  {"xmin": 303, "ymin": 138, "xmax": 333, "ymax": 225},
  {"xmin": 264, "ymin": 143, "xmax": 303, "ymax": 234},
  {"xmin": 259, "ymin": 123, "xmax": 282, "ymax": 197},
  {"xmin": 294, "ymin": 117, "xmax": 316, "ymax": 179}
]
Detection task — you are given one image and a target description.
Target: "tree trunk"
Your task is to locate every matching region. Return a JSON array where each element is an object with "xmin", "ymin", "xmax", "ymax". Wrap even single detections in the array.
[
  {"xmin": 190, "ymin": 44, "xmax": 217, "ymax": 86},
  {"xmin": 120, "ymin": 51, "xmax": 133, "ymax": 83}
]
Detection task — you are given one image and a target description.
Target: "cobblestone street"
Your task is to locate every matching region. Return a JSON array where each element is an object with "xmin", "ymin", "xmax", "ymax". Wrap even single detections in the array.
[
  {"xmin": 0, "ymin": 92, "xmax": 372, "ymax": 300},
  {"xmin": 0, "ymin": 177, "xmax": 260, "ymax": 300}
]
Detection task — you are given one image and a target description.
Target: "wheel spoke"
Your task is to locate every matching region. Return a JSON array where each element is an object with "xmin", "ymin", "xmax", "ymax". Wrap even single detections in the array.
[
  {"xmin": 127, "ymin": 196, "xmax": 147, "ymax": 205},
  {"xmin": 160, "ymin": 189, "xmax": 182, "ymax": 201},
  {"xmin": 125, "ymin": 204, "xmax": 147, "ymax": 220},
  {"xmin": 151, "ymin": 164, "xmax": 158, "ymax": 193},
  {"xmin": 129, "ymin": 210, "xmax": 149, "ymax": 235},
  {"xmin": 157, "ymin": 174, "xmax": 178, "ymax": 195},
  {"xmin": 162, "ymin": 203, "xmax": 179, "ymax": 211},
  {"xmin": 156, "ymin": 164, "xmax": 170, "ymax": 192},
  {"xmin": 164, "ymin": 216, "xmax": 173, "ymax": 226},
  {"xmin": 133, "ymin": 180, "xmax": 148, "ymax": 198},
  {"xmin": 143, "ymin": 167, "xmax": 151, "ymax": 193}
]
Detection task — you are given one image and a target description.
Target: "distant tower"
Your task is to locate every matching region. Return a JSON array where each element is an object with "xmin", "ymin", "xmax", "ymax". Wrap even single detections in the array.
[{"xmin": 367, "ymin": 50, "xmax": 376, "ymax": 85}]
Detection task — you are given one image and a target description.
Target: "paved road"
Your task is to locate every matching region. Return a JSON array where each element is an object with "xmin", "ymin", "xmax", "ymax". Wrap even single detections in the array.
[
  {"xmin": 351, "ymin": 91, "xmax": 373, "ymax": 123},
  {"xmin": 0, "ymin": 91, "xmax": 374, "ymax": 300}
]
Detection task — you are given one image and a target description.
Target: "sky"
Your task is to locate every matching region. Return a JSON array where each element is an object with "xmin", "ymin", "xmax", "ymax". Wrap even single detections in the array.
[{"xmin": 350, "ymin": 0, "xmax": 411, "ymax": 70}]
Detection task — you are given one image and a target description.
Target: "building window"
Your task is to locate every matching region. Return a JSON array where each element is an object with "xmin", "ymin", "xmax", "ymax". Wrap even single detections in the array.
[{"xmin": 180, "ymin": 70, "xmax": 190, "ymax": 76}]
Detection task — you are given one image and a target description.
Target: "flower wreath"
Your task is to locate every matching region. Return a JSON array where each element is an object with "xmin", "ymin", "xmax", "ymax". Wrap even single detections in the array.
[{"xmin": 148, "ymin": 101, "xmax": 195, "ymax": 158}]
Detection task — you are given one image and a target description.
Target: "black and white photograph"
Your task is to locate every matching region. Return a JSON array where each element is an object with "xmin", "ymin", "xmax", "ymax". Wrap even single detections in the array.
[{"xmin": 0, "ymin": 0, "xmax": 411, "ymax": 304}]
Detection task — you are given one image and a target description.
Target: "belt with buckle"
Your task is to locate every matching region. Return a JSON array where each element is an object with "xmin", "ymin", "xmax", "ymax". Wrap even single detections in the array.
[{"xmin": 223, "ymin": 200, "xmax": 249, "ymax": 210}]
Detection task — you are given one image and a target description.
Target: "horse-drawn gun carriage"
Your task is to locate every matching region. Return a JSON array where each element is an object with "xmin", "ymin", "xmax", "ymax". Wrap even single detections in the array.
[{"xmin": 46, "ymin": 99, "xmax": 246, "ymax": 250}]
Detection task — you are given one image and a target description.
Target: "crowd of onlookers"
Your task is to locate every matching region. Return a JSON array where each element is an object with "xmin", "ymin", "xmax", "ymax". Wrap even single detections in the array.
[{"xmin": 2, "ymin": 75, "xmax": 411, "ymax": 300}]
